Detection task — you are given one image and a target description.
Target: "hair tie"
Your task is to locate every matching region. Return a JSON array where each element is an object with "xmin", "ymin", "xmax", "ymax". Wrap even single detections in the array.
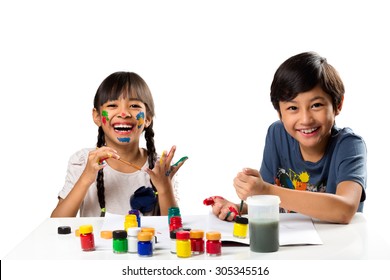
[{"xmin": 100, "ymin": 208, "xmax": 106, "ymax": 217}]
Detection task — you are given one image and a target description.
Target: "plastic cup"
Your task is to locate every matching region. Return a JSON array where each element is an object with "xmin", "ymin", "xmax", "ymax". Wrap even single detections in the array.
[{"xmin": 246, "ymin": 195, "xmax": 281, "ymax": 252}]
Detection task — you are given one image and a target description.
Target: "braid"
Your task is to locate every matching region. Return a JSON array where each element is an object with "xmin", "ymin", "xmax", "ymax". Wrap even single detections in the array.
[
  {"xmin": 144, "ymin": 123, "xmax": 160, "ymax": 215},
  {"xmin": 145, "ymin": 123, "xmax": 157, "ymax": 169},
  {"xmin": 96, "ymin": 126, "xmax": 106, "ymax": 217}
]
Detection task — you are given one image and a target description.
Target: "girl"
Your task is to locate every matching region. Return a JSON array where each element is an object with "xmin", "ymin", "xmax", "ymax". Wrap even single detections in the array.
[
  {"xmin": 209, "ymin": 52, "xmax": 367, "ymax": 224},
  {"xmin": 51, "ymin": 72, "xmax": 186, "ymax": 217}
]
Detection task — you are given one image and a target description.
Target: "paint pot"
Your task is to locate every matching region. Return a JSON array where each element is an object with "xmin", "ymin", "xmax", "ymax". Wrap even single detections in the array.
[
  {"xmin": 79, "ymin": 224, "xmax": 95, "ymax": 251},
  {"xmin": 176, "ymin": 231, "xmax": 191, "ymax": 258},
  {"xmin": 206, "ymin": 231, "xmax": 221, "ymax": 256},
  {"xmin": 128, "ymin": 209, "xmax": 141, "ymax": 227},
  {"xmin": 168, "ymin": 206, "xmax": 181, "ymax": 224},
  {"xmin": 170, "ymin": 230, "xmax": 178, "ymax": 254},
  {"xmin": 190, "ymin": 229, "xmax": 204, "ymax": 255},
  {"xmin": 247, "ymin": 195, "xmax": 280, "ymax": 253},
  {"xmin": 233, "ymin": 216, "xmax": 248, "ymax": 239},
  {"xmin": 137, "ymin": 232, "xmax": 153, "ymax": 257},
  {"xmin": 169, "ymin": 216, "xmax": 183, "ymax": 232},
  {"xmin": 124, "ymin": 214, "xmax": 138, "ymax": 231},
  {"xmin": 141, "ymin": 227, "xmax": 156, "ymax": 250},
  {"xmin": 112, "ymin": 230, "xmax": 128, "ymax": 254},
  {"xmin": 127, "ymin": 227, "xmax": 141, "ymax": 253}
]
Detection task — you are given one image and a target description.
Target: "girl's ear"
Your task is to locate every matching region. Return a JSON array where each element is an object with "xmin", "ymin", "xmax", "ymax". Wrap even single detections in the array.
[
  {"xmin": 335, "ymin": 96, "xmax": 344, "ymax": 116},
  {"xmin": 93, "ymin": 108, "xmax": 102, "ymax": 126},
  {"xmin": 144, "ymin": 115, "xmax": 152, "ymax": 128}
]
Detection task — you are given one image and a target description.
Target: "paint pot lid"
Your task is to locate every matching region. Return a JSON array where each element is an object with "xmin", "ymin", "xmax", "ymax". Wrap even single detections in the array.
[
  {"xmin": 190, "ymin": 229, "xmax": 204, "ymax": 239},
  {"xmin": 57, "ymin": 226, "xmax": 71, "ymax": 235},
  {"xmin": 113, "ymin": 230, "xmax": 127, "ymax": 239},
  {"xmin": 79, "ymin": 224, "xmax": 93, "ymax": 234},
  {"xmin": 234, "ymin": 216, "xmax": 249, "ymax": 224},
  {"xmin": 206, "ymin": 231, "xmax": 221, "ymax": 240},
  {"xmin": 127, "ymin": 227, "xmax": 141, "ymax": 236},
  {"xmin": 176, "ymin": 230, "xmax": 190, "ymax": 240},
  {"xmin": 128, "ymin": 209, "xmax": 140, "ymax": 216},
  {"xmin": 141, "ymin": 227, "xmax": 155, "ymax": 235},
  {"xmin": 138, "ymin": 232, "xmax": 153, "ymax": 241},
  {"xmin": 100, "ymin": 230, "xmax": 113, "ymax": 239}
]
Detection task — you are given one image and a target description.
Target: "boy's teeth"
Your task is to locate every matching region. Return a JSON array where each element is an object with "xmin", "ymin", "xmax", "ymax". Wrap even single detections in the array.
[{"xmin": 301, "ymin": 128, "xmax": 317, "ymax": 133}]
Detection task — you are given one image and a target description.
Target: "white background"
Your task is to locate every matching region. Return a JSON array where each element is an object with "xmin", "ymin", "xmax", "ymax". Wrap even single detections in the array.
[{"xmin": 1, "ymin": 0, "xmax": 389, "ymax": 268}]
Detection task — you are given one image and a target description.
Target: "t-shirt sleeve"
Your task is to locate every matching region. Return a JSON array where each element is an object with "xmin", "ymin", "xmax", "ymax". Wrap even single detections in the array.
[
  {"xmin": 335, "ymin": 135, "xmax": 367, "ymax": 202},
  {"xmin": 58, "ymin": 149, "xmax": 89, "ymax": 199},
  {"xmin": 260, "ymin": 122, "xmax": 283, "ymax": 184}
]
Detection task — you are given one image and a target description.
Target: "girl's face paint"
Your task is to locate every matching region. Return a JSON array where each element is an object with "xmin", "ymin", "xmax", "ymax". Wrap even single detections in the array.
[
  {"xmin": 102, "ymin": 110, "xmax": 110, "ymax": 125},
  {"xmin": 136, "ymin": 112, "xmax": 145, "ymax": 129},
  {"xmin": 117, "ymin": 137, "xmax": 131, "ymax": 143}
]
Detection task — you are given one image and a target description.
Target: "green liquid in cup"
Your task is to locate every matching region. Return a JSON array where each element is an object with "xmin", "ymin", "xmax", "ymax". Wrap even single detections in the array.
[{"xmin": 249, "ymin": 219, "xmax": 279, "ymax": 252}]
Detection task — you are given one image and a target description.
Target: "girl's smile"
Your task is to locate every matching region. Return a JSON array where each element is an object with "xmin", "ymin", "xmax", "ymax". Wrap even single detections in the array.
[
  {"xmin": 93, "ymin": 97, "xmax": 150, "ymax": 146},
  {"xmin": 112, "ymin": 122, "xmax": 135, "ymax": 135}
]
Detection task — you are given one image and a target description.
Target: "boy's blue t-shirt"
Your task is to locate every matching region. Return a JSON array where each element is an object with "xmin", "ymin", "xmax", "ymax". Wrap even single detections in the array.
[{"xmin": 260, "ymin": 121, "xmax": 367, "ymax": 212}]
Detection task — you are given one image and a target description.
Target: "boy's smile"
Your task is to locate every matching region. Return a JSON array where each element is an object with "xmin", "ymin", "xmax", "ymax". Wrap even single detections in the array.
[{"xmin": 279, "ymin": 86, "xmax": 341, "ymax": 162}]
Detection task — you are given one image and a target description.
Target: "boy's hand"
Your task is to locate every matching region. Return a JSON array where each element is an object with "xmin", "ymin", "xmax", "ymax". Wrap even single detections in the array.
[
  {"xmin": 233, "ymin": 168, "xmax": 264, "ymax": 200},
  {"xmin": 204, "ymin": 196, "xmax": 238, "ymax": 222}
]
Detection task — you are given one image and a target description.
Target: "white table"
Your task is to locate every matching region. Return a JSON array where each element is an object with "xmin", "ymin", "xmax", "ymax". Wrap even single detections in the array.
[{"xmin": 4, "ymin": 213, "xmax": 390, "ymax": 260}]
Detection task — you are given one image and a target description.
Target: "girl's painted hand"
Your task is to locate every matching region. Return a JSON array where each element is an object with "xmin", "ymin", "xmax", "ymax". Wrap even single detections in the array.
[
  {"xmin": 207, "ymin": 196, "xmax": 238, "ymax": 222},
  {"xmin": 233, "ymin": 168, "xmax": 264, "ymax": 200},
  {"xmin": 83, "ymin": 147, "xmax": 119, "ymax": 184},
  {"xmin": 146, "ymin": 146, "xmax": 187, "ymax": 190}
]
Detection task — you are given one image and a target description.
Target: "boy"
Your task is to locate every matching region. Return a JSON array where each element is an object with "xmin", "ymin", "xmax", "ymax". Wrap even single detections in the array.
[{"xmin": 212, "ymin": 52, "xmax": 366, "ymax": 224}]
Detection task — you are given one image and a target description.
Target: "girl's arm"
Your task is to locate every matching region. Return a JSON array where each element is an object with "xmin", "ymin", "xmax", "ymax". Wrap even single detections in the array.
[
  {"xmin": 50, "ymin": 173, "xmax": 96, "ymax": 217},
  {"xmin": 155, "ymin": 181, "xmax": 177, "ymax": 216},
  {"xmin": 51, "ymin": 147, "xmax": 119, "ymax": 217},
  {"xmin": 146, "ymin": 146, "xmax": 187, "ymax": 215}
]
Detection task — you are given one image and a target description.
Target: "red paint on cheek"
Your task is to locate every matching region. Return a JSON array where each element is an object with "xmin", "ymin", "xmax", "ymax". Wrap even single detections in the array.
[{"xmin": 102, "ymin": 117, "xmax": 107, "ymax": 125}]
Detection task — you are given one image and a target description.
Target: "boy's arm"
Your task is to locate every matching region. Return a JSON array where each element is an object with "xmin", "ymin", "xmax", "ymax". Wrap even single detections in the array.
[
  {"xmin": 266, "ymin": 180, "xmax": 362, "ymax": 224},
  {"xmin": 234, "ymin": 168, "xmax": 362, "ymax": 224}
]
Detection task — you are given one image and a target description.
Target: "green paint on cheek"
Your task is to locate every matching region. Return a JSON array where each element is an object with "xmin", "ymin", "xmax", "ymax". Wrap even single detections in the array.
[{"xmin": 102, "ymin": 110, "xmax": 109, "ymax": 125}]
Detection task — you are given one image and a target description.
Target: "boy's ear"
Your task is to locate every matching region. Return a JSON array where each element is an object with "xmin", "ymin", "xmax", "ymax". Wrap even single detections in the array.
[
  {"xmin": 93, "ymin": 108, "xmax": 102, "ymax": 126},
  {"xmin": 277, "ymin": 111, "xmax": 283, "ymax": 121},
  {"xmin": 336, "ymin": 96, "xmax": 344, "ymax": 116}
]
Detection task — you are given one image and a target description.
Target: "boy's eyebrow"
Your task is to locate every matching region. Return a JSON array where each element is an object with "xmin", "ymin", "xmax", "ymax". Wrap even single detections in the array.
[{"xmin": 284, "ymin": 95, "xmax": 326, "ymax": 103}]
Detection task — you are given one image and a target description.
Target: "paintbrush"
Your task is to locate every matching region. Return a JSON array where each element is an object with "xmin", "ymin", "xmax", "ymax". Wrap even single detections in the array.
[
  {"xmin": 239, "ymin": 200, "xmax": 244, "ymax": 217},
  {"xmin": 117, "ymin": 158, "xmax": 142, "ymax": 170}
]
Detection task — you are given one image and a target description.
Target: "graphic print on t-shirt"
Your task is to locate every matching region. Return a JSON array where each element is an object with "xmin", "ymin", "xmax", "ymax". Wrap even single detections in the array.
[
  {"xmin": 275, "ymin": 168, "xmax": 326, "ymax": 192},
  {"xmin": 275, "ymin": 168, "xmax": 326, "ymax": 213}
]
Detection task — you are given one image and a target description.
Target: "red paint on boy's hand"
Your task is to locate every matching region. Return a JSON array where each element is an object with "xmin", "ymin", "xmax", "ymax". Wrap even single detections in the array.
[
  {"xmin": 203, "ymin": 196, "xmax": 225, "ymax": 206},
  {"xmin": 203, "ymin": 197, "xmax": 214, "ymax": 206},
  {"xmin": 228, "ymin": 206, "xmax": 238, "ymax": 216}
]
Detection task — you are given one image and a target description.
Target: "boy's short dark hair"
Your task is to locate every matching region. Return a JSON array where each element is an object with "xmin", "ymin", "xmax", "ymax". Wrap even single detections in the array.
[{"xmin": 270, "ymin": 52, "xmax": 345, "ymax": 113}]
